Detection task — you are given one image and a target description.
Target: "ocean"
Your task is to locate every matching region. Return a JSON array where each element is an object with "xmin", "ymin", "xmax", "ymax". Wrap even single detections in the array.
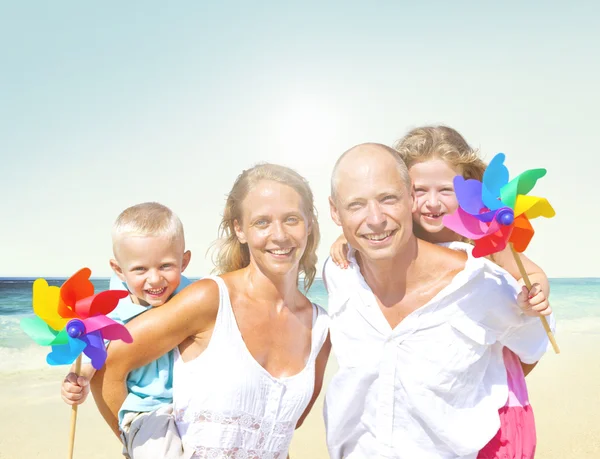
[{"xmin": 1, "ymin": 277, "xmax": 598, "ymax": 372}]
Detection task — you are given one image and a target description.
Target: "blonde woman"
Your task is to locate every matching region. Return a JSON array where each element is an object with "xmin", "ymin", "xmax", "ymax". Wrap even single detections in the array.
[{"xmin": 94, "ymin": 164, "xmax": 331, "ymax": 458}]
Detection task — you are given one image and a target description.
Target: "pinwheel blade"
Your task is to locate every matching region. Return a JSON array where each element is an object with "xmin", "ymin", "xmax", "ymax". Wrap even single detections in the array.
[
  {"xmin": 75, "ymin": 290, "xmax": 129, "ymax": 319},
  {"xmin": 82, "ymin": 315, "xmax": 133, "ymax": 343},
  {"xmin": 513, "ymin": 195, "xmax": 556, "ymax": 220},
  {"xmin": 481, "ymin": 153, "xmax": 509, "ymax": 211},
  {"xmin": 19, "ymin": 316, "xmax": 69, "ymax": 346},
  {"xmin": 454, "ymin": 177, "xmax": 486, "ymax": 215},
  {"xmin": 508, "ymin": 215, "xmax": 535, "ymax": 253},
  {"xmin": 47, "ymin": 337, "xmax": 87, "ymax": 366},
  {"xmin": 500, "ymin": 168, "xmax": 547, "ymax": 209},
  {"xmin": 60, "ymin": 268, "xmax": 94, "ymax": 309},
  {"xmin": 80, "ymin": 331, "xmax": 108, "ymax": 370},
  {"xmin": 443, "ymin": 208, "xmax": 500, "ymax": 240},
  {"xmin": 472, "ymin": 224, "xmax": 512, "ymax": 258},
  {"xmin": 32, "ymin": 279, "xmax": 69, "ymax": 331}
]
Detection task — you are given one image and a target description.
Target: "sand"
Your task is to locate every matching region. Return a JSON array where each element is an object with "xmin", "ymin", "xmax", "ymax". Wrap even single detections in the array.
[{"xmin": 1, "ymin": 330, "xmax": 598, "ymax": 459}]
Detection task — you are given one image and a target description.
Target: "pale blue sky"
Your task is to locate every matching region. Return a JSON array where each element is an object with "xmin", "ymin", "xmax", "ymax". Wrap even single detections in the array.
[{"xmin": 1, "ymin": 1, "xmax": 597, "ymax": 278}]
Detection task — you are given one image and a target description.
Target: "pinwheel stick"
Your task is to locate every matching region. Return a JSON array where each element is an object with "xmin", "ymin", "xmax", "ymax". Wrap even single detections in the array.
[
  {"xmin": 509, "ymin": 244, "xmax": 560, "ymax": 354},
  {"xmin": 67, "ymin": 355, "xmax": 82, "ymax": 459}
]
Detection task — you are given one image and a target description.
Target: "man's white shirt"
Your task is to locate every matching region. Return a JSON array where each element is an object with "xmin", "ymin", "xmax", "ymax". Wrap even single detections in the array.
[{"xmin": 323, "ymin": 242, "xmax": 554, "ymax": 459}]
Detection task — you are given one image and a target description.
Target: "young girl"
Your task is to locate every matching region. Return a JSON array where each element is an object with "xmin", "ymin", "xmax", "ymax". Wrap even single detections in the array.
[{"xmin": 329, "ymin": 126, "xmax": 553, "ymax": 459}]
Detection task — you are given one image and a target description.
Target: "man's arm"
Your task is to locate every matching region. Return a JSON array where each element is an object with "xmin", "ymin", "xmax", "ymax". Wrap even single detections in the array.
[{"xmin": 89, "ymin": 279, "xmax": 220, "ymax": 436}]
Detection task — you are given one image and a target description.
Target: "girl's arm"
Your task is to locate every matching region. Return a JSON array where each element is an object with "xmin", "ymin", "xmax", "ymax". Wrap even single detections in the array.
[
  {"xmin": 492, "ymin": 248, "xmax": 552, "ymax": 376},
  {"xmin": 89, "ymin": 279, "xmax": 220, "ymax": 436},
  {"xmin": 330, "ymin": 234, "xmax": 350, "ymax": 268},
  {"xmin": 492, "ymin": 248, "xmax": 551, "ymax": 315}
]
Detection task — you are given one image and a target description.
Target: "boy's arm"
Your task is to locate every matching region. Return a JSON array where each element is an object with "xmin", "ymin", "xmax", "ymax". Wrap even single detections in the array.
[
  {"xmin": 90, "ymin": 279, "xmax": 220, "ymax": 434},
  {"xmin": 61, "ymin": 362, "xmax": 97, "ymax": 405}
]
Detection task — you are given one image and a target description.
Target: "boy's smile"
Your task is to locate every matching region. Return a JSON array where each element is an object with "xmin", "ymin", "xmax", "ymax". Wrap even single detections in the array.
[{"xmin": 110, "ymin": 234, "xmax": 191, "ymax": 307}]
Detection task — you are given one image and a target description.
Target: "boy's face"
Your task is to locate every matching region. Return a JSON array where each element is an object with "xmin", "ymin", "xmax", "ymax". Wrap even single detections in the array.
[{"xmin": 110, "ymin": 235, "xmax": 191, "ymax": 307}]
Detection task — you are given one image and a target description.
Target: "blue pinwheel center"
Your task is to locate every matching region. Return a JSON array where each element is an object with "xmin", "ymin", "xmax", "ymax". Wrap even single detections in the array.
[
  {"xmin": 495, "ymin": 207, "xmax": 514, "ymax": 226},
  {"xmin": 66, "ymin": 319, "xmax": 86, "ymax": 339}
]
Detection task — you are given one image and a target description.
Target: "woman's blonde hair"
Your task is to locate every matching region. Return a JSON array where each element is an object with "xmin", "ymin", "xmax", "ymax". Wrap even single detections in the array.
[
  {"xmin": 393, "ymin": 125, "xmax": 486, "ymax": 181},
  {"xmin": 212, "ymin": 163, "xmax": 320, "ymax": 291}
]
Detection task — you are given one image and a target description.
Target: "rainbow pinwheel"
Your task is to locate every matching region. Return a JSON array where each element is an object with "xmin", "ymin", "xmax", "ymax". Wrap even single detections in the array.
[
  {"xmin": 443, "ymin": 152, "xmax": 559, "ymax": 353},
  {"xmin": 19, "ymin": 267, "xmax": 132, "ymax": 369},
  {"xmin": 442, "ymin": 153, "xmax": 555, "ymax": 258}
]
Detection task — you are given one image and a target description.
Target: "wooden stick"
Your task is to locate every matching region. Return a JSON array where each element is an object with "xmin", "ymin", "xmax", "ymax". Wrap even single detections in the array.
[
  {"xmin": 509, "ymin": 244, "xmax": 560, "ymax": 354},
  {"xmin": 67, "ymin": 355, "xmax": 82, "ymax": 459}
]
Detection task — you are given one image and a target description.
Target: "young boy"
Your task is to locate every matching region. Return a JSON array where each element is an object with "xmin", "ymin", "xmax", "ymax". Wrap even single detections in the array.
[{"xmin": 61, "ymin": 202, "xmax": 192, "ymax": 458}]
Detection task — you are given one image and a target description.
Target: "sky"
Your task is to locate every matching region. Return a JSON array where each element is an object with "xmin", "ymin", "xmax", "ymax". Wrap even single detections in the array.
[{"xmin": 1, "ymin": 1, "xmax": 598, "ymax": 278}]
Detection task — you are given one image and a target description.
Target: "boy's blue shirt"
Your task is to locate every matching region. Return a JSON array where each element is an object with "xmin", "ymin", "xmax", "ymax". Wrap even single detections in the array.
[{"xmin": 106, "ymin": 274, "xmax": 193, "ymax": 428}]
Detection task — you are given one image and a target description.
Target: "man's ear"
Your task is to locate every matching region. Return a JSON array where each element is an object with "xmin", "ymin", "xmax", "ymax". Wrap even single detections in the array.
[
  {"xmin": 329, "ymin": 196, "xmax": 342, "ymax": 226},
  {"xmin": 181, "ymin": 250, "xmax": 192, "ymax": 272},
  {"xmin": 234, "ymin": 219, "xmax": 247, "ymax": 244},
  {"xmin": 109, "ymin": 259, "xmax": 126, "ymax": 282}
]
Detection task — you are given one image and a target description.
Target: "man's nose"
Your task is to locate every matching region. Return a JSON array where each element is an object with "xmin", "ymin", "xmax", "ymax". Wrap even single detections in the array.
[{"xmin": 365, "ymin": 201, "xmax": 385, "ymax": 226}]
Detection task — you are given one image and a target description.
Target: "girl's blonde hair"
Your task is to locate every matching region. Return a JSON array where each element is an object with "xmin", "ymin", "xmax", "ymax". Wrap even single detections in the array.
[
  {"xmin": 393, "ymin": 125, "xmax": 486, "ymax": 180},
  {"xmin": 394, "ymin": 125, "xmax": 487, "ymax": 246},
  {"xmin": 212, "ymin": 163, "xmax": 320, "ymax": 291}
]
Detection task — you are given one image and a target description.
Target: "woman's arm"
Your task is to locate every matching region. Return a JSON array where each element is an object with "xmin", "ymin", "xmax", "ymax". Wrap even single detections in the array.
[
  {"xmin": 89, "ymin": 279, "xmax": 220, "ymax": 436},
  {"xmin": 296, "ymin": 334, "xmax": 332, "ymax": 429}
]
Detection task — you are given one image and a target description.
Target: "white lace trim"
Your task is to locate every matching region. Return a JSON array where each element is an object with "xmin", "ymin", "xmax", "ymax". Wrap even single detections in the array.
[
  {"xmin": 176, "ymin": 409, "xmax": 295, "ymax": 433},
  {"xmin": 177, "ymin": 409, "xmax": 294, "ymax": 457}
]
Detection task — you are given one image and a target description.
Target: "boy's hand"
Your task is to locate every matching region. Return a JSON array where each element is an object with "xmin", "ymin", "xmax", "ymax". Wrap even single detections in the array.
[
  {"xmin": 61, "ymin": 373, "xmax": 90, "ymax": 405},
  {"xmin": 330, "ymin": 234, "xmax": 350, "ymax": 269},
  {"xmin": 517, "ymin": 283, "xmax": 552, "ymax": 317}
]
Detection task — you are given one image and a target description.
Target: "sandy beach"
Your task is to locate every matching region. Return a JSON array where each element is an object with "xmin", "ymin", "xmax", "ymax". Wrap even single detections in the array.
[{"xmin": 1, "ymin": 329, "xmax": 598, "ymax": 459}]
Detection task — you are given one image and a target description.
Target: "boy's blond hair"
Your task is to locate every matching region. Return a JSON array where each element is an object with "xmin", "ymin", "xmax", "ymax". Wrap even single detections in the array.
[{"xmin": 112, "ymin": 202, "xmax": 185, "ymax": 251}]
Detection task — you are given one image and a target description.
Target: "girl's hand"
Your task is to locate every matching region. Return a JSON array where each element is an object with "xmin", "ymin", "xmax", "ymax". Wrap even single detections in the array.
[
  {"xmin": 517, "ymin": 283, "xmax": 552, "ymax": 317},
  {"xmin": 330, "ymin": 234, "xmax": 350, "ymax": 269}
]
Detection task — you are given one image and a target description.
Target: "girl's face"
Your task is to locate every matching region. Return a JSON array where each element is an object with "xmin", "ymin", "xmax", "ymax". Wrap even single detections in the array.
[{"xmin": 409, "ymin": 158, "xmax": 462, "ymax": 242}]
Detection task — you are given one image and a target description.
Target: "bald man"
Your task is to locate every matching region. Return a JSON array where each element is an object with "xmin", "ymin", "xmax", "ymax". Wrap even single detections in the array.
[{"xmin": 323, "ymin": 143, "xmax": 551, "ymax": 458}]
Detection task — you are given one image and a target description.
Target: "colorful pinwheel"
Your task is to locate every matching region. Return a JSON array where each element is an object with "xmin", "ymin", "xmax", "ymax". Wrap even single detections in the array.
[
  {"xmin": 442, "ymin": 153, "xmax": 555, "ymax": 258},
  {"xmin": 19, "ymin": 267, "xmax": 133, "ymax": 459},
  {"xmin": 20, "ymin": 267, "xmax": 132, "ymax": 369},
  {"xmin": 442, "ymin": 153, "xmax": 559, "ymax": 353}
]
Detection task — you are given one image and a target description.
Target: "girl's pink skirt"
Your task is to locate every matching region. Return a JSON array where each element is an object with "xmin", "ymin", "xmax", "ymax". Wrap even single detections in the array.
[{"xmin": 477, "ymin": 348, "xmax": 536, "ymax": 459}]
